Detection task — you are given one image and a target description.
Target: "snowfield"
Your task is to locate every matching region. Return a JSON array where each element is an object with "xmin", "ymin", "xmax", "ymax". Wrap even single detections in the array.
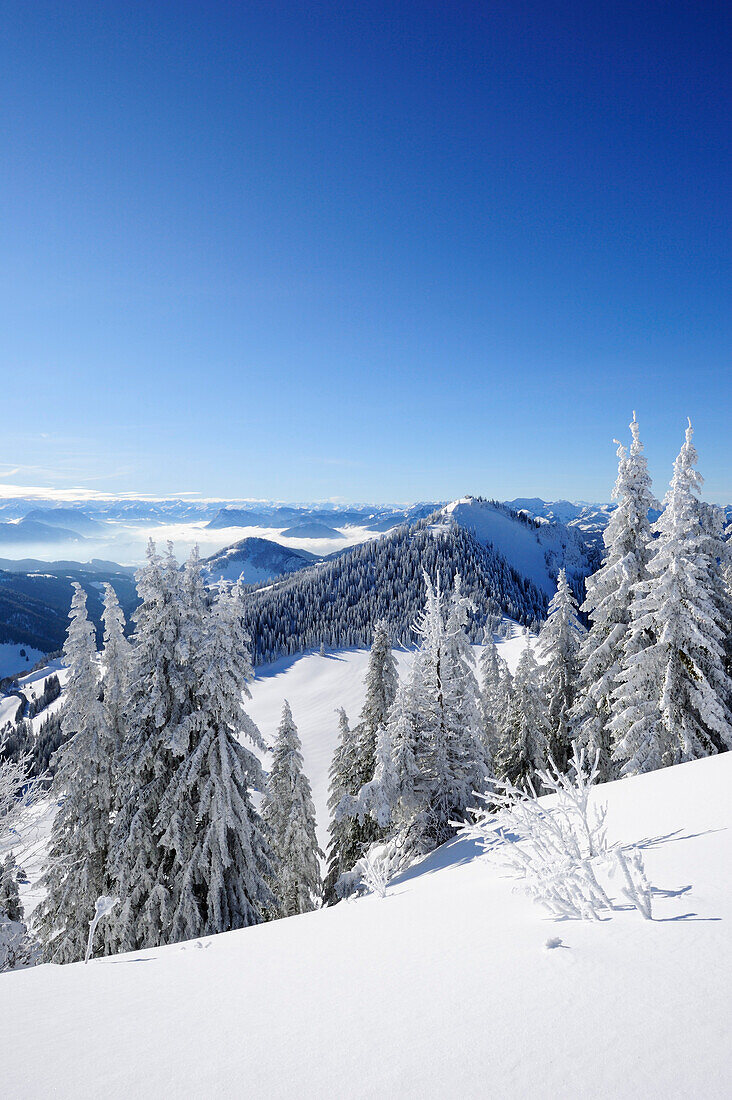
[
  {"xmin": 2, "ymin": 636, "xmax": 730, "ymax": 1098},
  {"xmin": 0, "ymin": 642, "xmax": 44, "ymax": 680},
  {"xmin": 247, "ymin": 632, "xmax": 533, "ymax": 851}
]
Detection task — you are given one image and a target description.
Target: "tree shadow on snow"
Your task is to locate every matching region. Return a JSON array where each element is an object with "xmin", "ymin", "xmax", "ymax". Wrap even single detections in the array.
[
  {"xmin": 102, "ymin": 956, "xmax": 156, "ymax": 964},
  {"xmin": 631, "ymin": 827, "xmax": 726, "ymax": 852},
  {"xmin": 253, "ymin": 649, "xmax": 349, "ymax": 680},
  {"xmin": 653, "ymin": 913, "xmax": 722, "ymax": 922},
  {"xmin": 651, "ymin": 884, "xmax": 692, "ymax": 899},
  {"xmin": 390, "ymin": 836, "xmax": 484, "ymax": 888}
]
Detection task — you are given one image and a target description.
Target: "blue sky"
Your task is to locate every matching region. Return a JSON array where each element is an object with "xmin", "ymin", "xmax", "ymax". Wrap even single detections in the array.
[{"xmin": 2, "ymin": 1, "xmax": 730, "ymax": 503}]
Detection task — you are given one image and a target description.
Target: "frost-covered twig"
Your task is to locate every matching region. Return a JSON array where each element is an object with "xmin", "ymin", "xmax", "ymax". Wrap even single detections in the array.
[
  {"xmin": 612, "ymin": 848, "xmax": 653, "ymax": 920},
  {"xmin": 357, "ymin": 845, "xmax": 391, "ymax": 899},
  {"xmin": 340, "ymin": 844, "xmax": 393, "ymax": 900},
  {"xmin": 85, "ymin": 895, "xmax": 119, "ymax": 963},
  {"xmin": 462, "ymin": 742, "xmax": 654, "ymax": 922}
]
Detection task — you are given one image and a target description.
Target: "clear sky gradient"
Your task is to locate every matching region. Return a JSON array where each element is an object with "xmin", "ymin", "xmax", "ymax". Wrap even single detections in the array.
[{"xmin": 2, "ymin": 2, "xmax": 730, "ymax": 503}]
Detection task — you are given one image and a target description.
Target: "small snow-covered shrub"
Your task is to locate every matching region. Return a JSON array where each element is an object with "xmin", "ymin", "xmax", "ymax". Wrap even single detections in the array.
[
  {"xmin": 357, "ymin": 846, "xmax": 391, "ymax": 899},
  {"xmin": 337, "ymin": 843, "xmax": 394, "ymax": 900},
  {"xmin": 85, "ymin": 896, "xmax": 119, "ymax": 963},
  {"xmin": 462, "ymin": 743, "xmax": 653, "ymax": 921}
]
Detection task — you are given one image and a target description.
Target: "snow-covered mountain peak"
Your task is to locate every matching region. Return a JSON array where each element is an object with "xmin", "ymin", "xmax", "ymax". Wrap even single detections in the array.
[{"xmin": 439, "ymin": 496, "xmax": 590, "ymax": 595}]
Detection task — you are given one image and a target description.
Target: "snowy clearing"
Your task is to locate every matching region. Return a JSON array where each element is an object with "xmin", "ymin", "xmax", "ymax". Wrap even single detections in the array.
[
  {"xmin": 247, "ymin": 629, "xmax": 532, "ymax": 851},
  {"xmin": 0, "ymin": 643, "xmax": 44, "ymax": 680}
]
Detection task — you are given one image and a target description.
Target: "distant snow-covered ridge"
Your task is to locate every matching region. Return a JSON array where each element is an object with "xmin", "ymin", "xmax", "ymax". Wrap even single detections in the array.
[
  {"xmin": 237, "ymin": 501, "xmax": 592, "ymax": 664},
  {"xmin": 201, "ymin": 538, "xmax": 321, "ymax": 586}
]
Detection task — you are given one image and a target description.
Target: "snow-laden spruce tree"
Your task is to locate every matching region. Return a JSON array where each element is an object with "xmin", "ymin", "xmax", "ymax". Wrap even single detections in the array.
[
  {"xmin": 408, "ymin": 573, "xmax": 489, "ymax": 849},
  {"xmin": 35, "ymin": 584, "xmax": 117, "ymax": 963},
  {"xmin": 154, "ymin": 581, "xmax": 274, "ymax": 940},
  {"xmin": 700, "ymin": 502, "xmax": 732, "ymax": 686},
  {"xmin": 262, "ymin": 701, "xmax": 323, "ymax": 917},
  {"xmin": 0, "ymin": 854, "xmax": 35, "ymax": 971},
  {"xmin": 337, "ymin": 670, "xmax": 422, "ymax": 875},
  {"xmin": 110, "ymin": 551, "xmax": 274, "ymax": 949},
  {"xmin": 350, "ymin": 620, "xmax": 399, "ymax": 847},
  {"xmin": 0, "ymin": 743, "xmax": 42, "ymax": 971},
  {"xmin": 101, "ymin": 583, "xmax": 131, "ymax": 762},
  {"xmin": 495, "ymin": 633, "xmax": 549, "ymax": 791},
  {"xmin": 612, "ymin": 422, "xmax": 732, "ymax": 775},
  {"xmin": 351, "ymin": 574, "xmax": 489, "ymax": 861},
  {"xmin": 571, "ymin": 413, "xmax": 656, "ymax": 781},
  {"xmin": 356, "ymin": 621, "xmax": 399, "ymax": 761},
  {"xmin": 107, "ymin": 542, "xmax": 200, "ymax": 953},
  {"xmin": 538, "ymin": 569, "xmax": 585, "ymax": 772},
  {"xmin": 479, "ymin": 631, "xmax": 513, "ymax": 767},
  {"xmin": 336, "ymin": 576, "xmax": 489, "ymax": 875},
  {"xmin": 324, "ymin": 622, "xmax": 399, "ymax": 902},
  {"xmin": 445, "ymin": 575, "xmax": 492, "ymax": 789},
  {"xmin": 324, "ymin": 707, "xmax": 363, "ymax": 904}
]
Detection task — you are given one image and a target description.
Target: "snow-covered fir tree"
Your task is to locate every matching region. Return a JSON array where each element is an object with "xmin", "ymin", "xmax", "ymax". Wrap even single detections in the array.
[
  {"xmin": 571, "ymin": 413, "xmax": 656, "ymax": 781},
  {"xmin": 479, "ymin": 631, "xmax": 513, "ymax": 767},
  {"xmin": 109, "ymin": 551, "xmax": 273, "ymax": 949},
  {"xmin": 0, "ymin": 853, "xmax": 36, "ymax": 972},
  {"xmin": 337, "ymin": 575, "xmax": 490, "ymax": 871},
  {"xmin": 360, "ymin": 674, "xmax": 423, "ymax": 858},
  {"xmin": 612, "ymin": 422, "xmax": 732, "ymax": 776},
  {"xmin": 350, "ymin": 620, "xmax": 399, "ymax": 846},
  {"xmin": 700, "ymin": 502, "xmax": 732, "ymax": 683},
  {"xmin": 495, "ymin": 633, "xmax": 550, "ymax": 791},
  {"xmin": 324, "ymin": 622, "xmax": 399, "ymax": 902},
  {"xmin": 323, "ymin": 708, "xmax": 363, "ymax": 904},
  {"xmin": 35, "ymin": 584, "xmax": 117, "ymax": 963},
  {"xmin": 107, "ymin": 543, "xmax": 191, "ymax": 953},
  {"xmin": 0, "ymin": 854, "xmax": 23, "ymax": 925},
  {"xmin": 155, "ymin": 581, "xmax": 274, "ymax": 941},
  {"xmin": 263, "ymin": 701, "xmax": 323, "ymax": 917},
  {"xmin": 101, "ymin": 583, "xmax": 131, "ymax": 767},
  {"xmin": 537, "ymin": 569, "xmax": 584, "ymax": 772},
  {"xmin": 445, "ymin": 575, "xmax": 492, "ymax": 788},
  {"xmin": 0, "ymin": 744, "xmax": 39, "ymax": 971},
  {"xmin": 354, "ymin": 620, "xmax": 399, "ymax": 787},
  {"xmin": 406, "ymin": 573, "xmax": 489, "ymax": 850}
]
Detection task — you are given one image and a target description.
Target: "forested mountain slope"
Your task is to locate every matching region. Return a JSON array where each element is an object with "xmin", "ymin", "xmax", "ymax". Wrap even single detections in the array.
[{"xmin": 241, "ymin": 516, "xmax": 550, "ymax": 664}]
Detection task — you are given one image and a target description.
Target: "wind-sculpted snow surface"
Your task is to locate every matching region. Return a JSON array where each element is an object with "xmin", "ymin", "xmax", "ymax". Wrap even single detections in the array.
[{"xmin": 3, "ymin": 753, "xmax": 730, "ymax": 1098}]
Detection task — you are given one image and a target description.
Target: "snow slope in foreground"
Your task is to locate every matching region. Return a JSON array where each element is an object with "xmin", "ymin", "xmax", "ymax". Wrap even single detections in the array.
[{"xmin": 4, "ymin": 752, "xmax": 730, "ymax": 1099}]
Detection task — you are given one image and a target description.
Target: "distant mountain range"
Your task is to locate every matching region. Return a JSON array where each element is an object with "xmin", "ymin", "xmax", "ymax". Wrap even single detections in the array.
[
  {"xmin": 0, "ymin": 519, "xmax": 87, "ymax": 545},
  {"xmin": 0, "ymin": 492, "xmax": 727, "ymax": 665},
  {"xmin": 205, "ymin": 503, "xmax": 439, "ymax": 532},
  {"xmin": 23, "ymin": 508, "xmax": 106, "ymax": 535}
]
